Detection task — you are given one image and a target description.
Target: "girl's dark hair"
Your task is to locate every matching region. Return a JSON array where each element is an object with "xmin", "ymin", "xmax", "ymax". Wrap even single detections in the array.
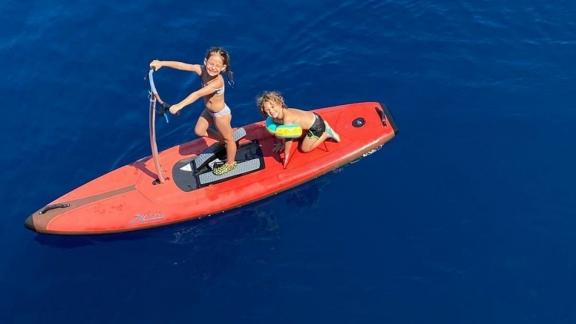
[{"xmin": 205, "ymin": 47, "xmax": 234, "ymax": 85}]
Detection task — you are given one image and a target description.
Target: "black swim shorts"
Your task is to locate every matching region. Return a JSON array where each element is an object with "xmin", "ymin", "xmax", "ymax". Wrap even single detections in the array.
[{"xmin": 306, "ymin": 113, "xmax": 326, "ymax": 138}]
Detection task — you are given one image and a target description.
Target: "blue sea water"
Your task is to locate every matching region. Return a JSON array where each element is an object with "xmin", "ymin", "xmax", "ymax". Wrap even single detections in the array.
[{"xmin": 1, "ymin": 0, "xmax": 576, "ymax": 323}]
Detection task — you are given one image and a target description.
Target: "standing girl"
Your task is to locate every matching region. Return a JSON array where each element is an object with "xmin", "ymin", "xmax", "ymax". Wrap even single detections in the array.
[{"xmin": 149, "ymin": 47, "xmax": 237, "ymax": 175}]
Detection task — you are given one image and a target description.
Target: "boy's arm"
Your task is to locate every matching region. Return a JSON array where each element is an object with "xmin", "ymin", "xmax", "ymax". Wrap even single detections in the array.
[{"xmin": 283, "ymin": 139, "xmax": 294, "ymax": 168}]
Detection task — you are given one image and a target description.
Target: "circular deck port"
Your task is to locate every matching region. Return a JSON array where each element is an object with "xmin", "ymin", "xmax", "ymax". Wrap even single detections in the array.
[{"xmin": 352, "ymin": 117, "xmax": 365, "ymax": 127}]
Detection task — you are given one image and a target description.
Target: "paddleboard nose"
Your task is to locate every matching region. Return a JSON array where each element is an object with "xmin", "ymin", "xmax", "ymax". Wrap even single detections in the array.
[{"xmin": 24, "ymin": 215, "xmax": 36, "ymax": 232}]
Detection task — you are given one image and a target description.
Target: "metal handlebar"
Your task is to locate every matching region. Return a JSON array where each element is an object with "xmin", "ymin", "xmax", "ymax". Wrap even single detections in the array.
[
  {"xmin": 148, "ymin": 69, "xmax": 159, "ymax": 97},
  {"xmin": 148, "ymin": 69, "xmax": 170, "ymax": 123},
  {"xmin": 147, "ymin": 68, "xmax": 168, "ymax": 184}
]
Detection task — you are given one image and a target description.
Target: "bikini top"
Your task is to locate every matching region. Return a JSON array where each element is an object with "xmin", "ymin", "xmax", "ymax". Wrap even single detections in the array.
[
  {"xmin": 204, "ymin": 80, "xmax": 225, "ymax": 95},
  {"xmin": 202, "ymin": 67, "xmax": 225, "ymax": 95}
]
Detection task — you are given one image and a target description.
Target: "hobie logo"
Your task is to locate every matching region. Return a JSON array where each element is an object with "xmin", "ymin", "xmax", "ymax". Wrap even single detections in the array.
[{"xmin": 131, "ymin": 212, "xmax": 166, "ymax": 224}]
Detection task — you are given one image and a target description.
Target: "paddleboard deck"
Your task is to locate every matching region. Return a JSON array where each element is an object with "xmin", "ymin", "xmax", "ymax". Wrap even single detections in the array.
[{"xmin": 25, "ymin": 102, "xmax": 397, "ymax": 235}]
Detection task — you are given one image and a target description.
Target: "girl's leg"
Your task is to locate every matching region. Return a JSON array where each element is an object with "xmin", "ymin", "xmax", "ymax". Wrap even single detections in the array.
[
  {"xmin": 195, "ymin": 110, "xmax": 222, "ymax": 141},
  {"xmin": 213, "ymin": 114, "xmax": 237, "ymax": 165}
]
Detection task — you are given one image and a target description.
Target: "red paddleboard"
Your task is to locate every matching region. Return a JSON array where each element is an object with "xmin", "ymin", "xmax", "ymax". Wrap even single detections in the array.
[{"xmin": 25, "ymin": 101, "xmax": 397, "ymax": 235}]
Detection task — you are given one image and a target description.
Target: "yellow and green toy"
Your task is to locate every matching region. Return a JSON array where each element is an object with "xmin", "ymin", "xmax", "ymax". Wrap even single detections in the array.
[{"xmin": 265, "ymin": 117, "xmax": 303, "ymax": 139}]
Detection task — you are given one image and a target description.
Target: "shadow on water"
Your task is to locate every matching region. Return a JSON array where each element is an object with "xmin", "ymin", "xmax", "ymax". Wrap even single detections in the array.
[{"xmin": 24, "ymin": 177, "xmax": 334, "ymax": 302}]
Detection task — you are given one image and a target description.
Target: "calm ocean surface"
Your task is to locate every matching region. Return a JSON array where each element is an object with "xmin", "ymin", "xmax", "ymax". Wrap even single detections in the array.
[{"xmin": 1, "ymin": 1, "xmax": 576, "ymax": 323}]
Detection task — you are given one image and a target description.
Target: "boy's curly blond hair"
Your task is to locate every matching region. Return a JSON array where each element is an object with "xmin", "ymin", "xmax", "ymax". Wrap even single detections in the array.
[{"xmin": 256, "ymin": 91, "xmax": 287, "ymax": 116}]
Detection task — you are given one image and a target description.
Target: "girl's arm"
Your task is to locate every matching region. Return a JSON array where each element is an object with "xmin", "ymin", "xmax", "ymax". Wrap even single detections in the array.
[
  {"xmin": 169, "ymin": 81, "xmax": 222, "ymax": 114},
  {"xmin": 150, "ymin": 60, "xmax": 202, "ymax": 75}
]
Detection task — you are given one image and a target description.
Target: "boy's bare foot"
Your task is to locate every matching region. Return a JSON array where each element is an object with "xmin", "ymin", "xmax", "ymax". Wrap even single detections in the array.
[{"xmin": 324, "ymin": 122, "xmax": 341, "ymax": 142}]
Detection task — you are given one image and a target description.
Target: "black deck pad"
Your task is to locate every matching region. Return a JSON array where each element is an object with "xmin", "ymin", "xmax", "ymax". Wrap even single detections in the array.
[
  {"xmin": 193, "ymin": 127, "xmax": 247, "ymax": 169},
  {"xmin": 173, "ymin": 140, "xmax": 265, "ymax": 192}
]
